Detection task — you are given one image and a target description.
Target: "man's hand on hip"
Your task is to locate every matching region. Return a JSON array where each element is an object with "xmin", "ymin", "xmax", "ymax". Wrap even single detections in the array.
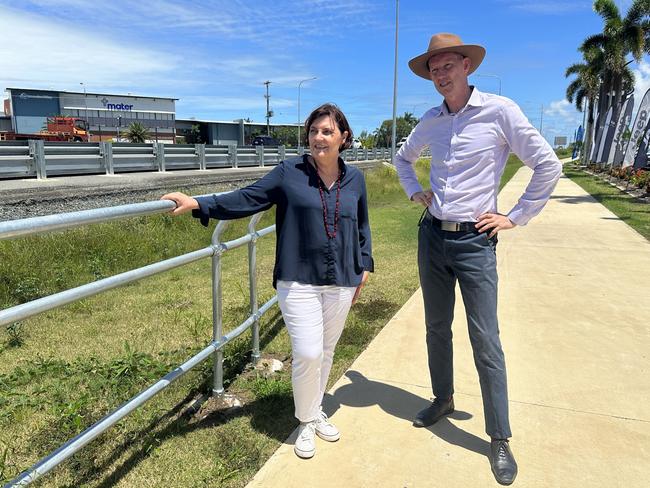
[
  {"xmin": 411, "ymin": 190, "xmax": 433, "ymax": 208},
  {"xmin": 476, "ymin": 213, "xmax": 516, "ymax": 238}
]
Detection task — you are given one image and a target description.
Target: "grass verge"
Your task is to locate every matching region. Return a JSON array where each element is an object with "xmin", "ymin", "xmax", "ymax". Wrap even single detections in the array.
[
  {"xmin": 0, "ymin": 156, "xmax": 524, "ymax": 487},
  {"xmin": 563, "ymin": 163, "xmax": 650, "ymax": 240}
]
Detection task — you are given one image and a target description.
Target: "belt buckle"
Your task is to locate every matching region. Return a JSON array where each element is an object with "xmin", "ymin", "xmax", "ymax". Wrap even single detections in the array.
[{"xmin": 440, "ymin": 221, "xmax": 460, "ymax": 232}]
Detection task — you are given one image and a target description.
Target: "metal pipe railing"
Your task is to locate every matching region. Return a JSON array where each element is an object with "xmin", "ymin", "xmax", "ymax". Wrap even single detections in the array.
[
  {"xmin": 2, "ymin": 197, "xmax": 278, "ymax": 487},
  {"xmin": 0, "ymin": 193, "xmax": 225, "ymax": 241},
  {"xmin": 0, "ymin": 246, "xmax": 214, "ymax": 328},
  {"xmin": 6, "ymin": 293, "xmax": 278, "ymax": 486}
]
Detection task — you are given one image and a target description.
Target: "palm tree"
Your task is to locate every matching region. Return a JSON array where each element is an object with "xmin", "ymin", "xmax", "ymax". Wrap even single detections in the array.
[
  {"xmin": 566, "ymin": 53, "xmax": 600, "ymax": 164},
  {"xmin": 582, "ymin": 0, "xmax": 650, "ymax": 121},
  {"xmin": 123, "ymin": 122, "xmax": 149, "ymax": 143}
]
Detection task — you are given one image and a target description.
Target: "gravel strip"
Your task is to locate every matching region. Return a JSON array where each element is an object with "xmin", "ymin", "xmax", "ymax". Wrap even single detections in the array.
[{"xmin": 0, "ymin": 161, "xmax": 382, "ymax": 222}]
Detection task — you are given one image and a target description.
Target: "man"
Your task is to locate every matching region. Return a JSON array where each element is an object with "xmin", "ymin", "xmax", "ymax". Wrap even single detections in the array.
[{"xmin": 395, "ymin": 33, "xmax": 562, "ymax": 486}]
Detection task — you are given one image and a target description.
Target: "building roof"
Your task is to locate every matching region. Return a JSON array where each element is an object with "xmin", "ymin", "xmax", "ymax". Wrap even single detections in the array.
[{"xmin": 5, "ymin": 87, "xmax": 178, "ymax": 101}]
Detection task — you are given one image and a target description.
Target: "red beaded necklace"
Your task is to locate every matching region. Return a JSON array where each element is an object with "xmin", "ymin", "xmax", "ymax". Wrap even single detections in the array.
[{"xmin": 315, "ymin": 163, "xmax": 342, "ymax": 239}]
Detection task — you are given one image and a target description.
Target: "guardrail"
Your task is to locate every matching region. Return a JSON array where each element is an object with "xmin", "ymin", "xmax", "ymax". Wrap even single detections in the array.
[
  {"xmin": 0, "ymin": 141, "xmax": 393, "ymax": 180},
  {"xmin": 0, "ymin": 197, "xmax": 277, "ymax": 486}
]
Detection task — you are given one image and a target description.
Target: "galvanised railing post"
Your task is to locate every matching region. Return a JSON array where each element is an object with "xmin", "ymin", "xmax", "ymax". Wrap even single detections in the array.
[
  {"xmin": 278, "ymin": 145, "xmax": 286, "ymax": 163},
  {"xmin": 101, "ymin": 142, "xmax": 114, "ymax": 175},
  {"xmin": 228, "ymin": 144, "xmax": 238, "ymax": 168},
  {"xmin": 196, "ymin": 143, "xmax": 206, "ymax": 171},
  {"xmin": 256, "ymin": 146, "xmax": 264, "ymax": 167},
  {"xmin": 248, "ymin": 212, "xmax": 264, "ymax": 365},
  {"xmin": 29, "ymin": 139, "xmax": 46, "ymax": 180},
  {"xmin": 155, "ymin": 142, "xmax": 166, "ymax": 172},
  {"xmin": 211, "ymin": 220, "xmax": 229, "ymax": 396}
]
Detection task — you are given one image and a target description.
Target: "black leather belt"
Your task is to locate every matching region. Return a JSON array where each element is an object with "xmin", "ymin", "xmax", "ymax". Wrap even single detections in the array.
[{"xmin": 422, "ymin": 210, "xmax": 477, "ymax": 232}]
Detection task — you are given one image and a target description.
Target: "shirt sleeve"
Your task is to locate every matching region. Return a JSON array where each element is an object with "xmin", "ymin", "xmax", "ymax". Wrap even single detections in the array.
[
  {"xmin": 499, "ymin": 101, "xmax": 562, "ymax": 226},
  {"xmin": 192, "ymin": 162, "xmax": 284, "ymax": 226},
  {"xmin": 394, "ymin": 116, "xmax": 430, "ymax": 199},
  {"xmin": 357, "ymin": 175, "xmax": 374, "ymax": 272}
]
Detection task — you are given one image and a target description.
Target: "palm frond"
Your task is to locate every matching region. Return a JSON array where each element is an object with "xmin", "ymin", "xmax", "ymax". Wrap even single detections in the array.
[{"xmin": 593, "ymin": 0, "xmax": 621, "ymax": 24}]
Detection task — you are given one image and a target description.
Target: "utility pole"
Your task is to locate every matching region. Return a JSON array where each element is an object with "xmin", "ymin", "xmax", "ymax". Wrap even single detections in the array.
[
  {"xmin": 264, "ymin": 81, "xmax": 271, "ymax": 136},
  {"xmin": 390, "ymin": 0, "xmax": 399, "ymax": 163}
]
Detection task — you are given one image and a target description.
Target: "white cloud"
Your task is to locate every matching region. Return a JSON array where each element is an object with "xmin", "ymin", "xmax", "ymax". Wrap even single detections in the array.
[
  {"xmin": 178, "ymin": 95, "xmax": 294, "ymax": 112},
  {"xmin": 10, "ymin": 0, "xmax": 384, "ymax": 45},
  {"xmin": 631, "ymin": 60, "xmax": 650, "ymax": 116},
  {"xmin": 498, "ymin": 0, "xmax": 591, "ymax": 14},
  {"xmin": 544, "ymin": 99, "xmax": 573, "ymax": 118},
  {"xmin": 0, "ymin": 6, "xmax": 175, "ymax": 90}
]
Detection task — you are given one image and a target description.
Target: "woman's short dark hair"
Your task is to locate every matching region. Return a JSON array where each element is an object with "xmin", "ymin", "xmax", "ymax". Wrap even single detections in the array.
[{"xmin": 302, "ymin": 103, "xmax": 353, "ymax": 152}]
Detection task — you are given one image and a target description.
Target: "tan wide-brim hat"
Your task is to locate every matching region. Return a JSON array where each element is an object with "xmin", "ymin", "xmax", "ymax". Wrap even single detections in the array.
[{"xmin": 408, "ymin": 33, "xmax": 486, "ymax": 80}]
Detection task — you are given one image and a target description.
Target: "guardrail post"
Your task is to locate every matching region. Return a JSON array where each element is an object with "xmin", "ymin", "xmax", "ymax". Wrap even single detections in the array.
[
  {"xmin": 278, "ymin": 145, "xmax": 286, "ymax": 162},
  {"xmin": 256, "ymin": 146, "xmax": 264, "ymax": 167},
  {"xmin": 101, "ymin": 142, "xmax": 114, "ymax": 175},
  {"xmin": 229, "ymin": 144, "xmax": 238, "ymax": 168},
  {"xmin": 196, "ymin": 143, "xmax": 206, "ymax": 171},
  {"xmin": 363, "ymin": 148, "xmax": 368, "ymax": 160},
  {"xmin": 155, "ymin": 142, "xmax": 166, "ymax": 172},
  {"xmin": 248, "ymin": 213, "xmax": 264, "ymax": 365},
  {"xmin": 298, "ymin": 146, "xmax": 305, "ymax": 157},
  {"xmin": 211, "ymin": 220, "xmax": 229, "ymax": 396},
  {"xmin": 29, "ymin": 139, "xmax": 47, "ymax": 180}
]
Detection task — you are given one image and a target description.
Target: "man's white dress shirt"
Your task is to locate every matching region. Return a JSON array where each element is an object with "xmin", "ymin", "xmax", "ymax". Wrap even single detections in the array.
[{"xmin": 395, "ymin": 87, "xmax": 562, "ymax": 225}]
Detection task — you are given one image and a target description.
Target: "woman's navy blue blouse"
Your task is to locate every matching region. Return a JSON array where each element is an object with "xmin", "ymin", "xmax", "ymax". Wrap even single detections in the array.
[{"xmin": 192, "ymin": 155, "xmax": 374, "ymax": 288}]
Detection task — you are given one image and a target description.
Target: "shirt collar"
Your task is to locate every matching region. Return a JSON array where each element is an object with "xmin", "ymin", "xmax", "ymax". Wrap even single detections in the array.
[
  {"xmin": 302, "ymin": 154, "xmax": 348, "ymax": 178},
  {"xmin": 433, "ymin": 86, "xmax": 483, "ymax": 117}
]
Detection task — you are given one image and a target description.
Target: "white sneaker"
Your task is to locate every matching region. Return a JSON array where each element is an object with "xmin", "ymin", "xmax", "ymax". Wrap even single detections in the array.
[
  {"xmin": 294, "ymin": 421, "xmax": 316, "ymax": 458},
  {"xmin": 314, "ymin": 409, "xmax": 340, "ymax": 442}
]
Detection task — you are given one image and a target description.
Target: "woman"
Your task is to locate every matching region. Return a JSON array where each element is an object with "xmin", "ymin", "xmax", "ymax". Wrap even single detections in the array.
[{"xmin": 161, "ymin": 103, "xmax": 373, "ymax": 459}]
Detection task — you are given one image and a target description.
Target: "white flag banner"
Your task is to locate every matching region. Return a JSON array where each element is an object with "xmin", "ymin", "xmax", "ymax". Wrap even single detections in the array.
[
  {"xmin": 607, "ymin": 95, "xmax": 634, "ymax": 166},
  {"xmin": 622, "ymin": 87, "xmax": 650, "ymax": 168}
]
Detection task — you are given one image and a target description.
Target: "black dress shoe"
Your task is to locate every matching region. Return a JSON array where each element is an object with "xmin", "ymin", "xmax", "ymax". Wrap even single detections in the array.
[
  {"xmin": 412, "ymin": 397, "xmax": 454, "ymax": 427},
  {"xmin": 490, "ymin": 439, "xmax": 518, "ymax": 485}
]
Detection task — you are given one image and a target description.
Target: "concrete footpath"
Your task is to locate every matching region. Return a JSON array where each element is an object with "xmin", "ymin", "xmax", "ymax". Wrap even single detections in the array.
[{"xmin": 246, "ymin": 167, "xmax": 650, "ymax": 488}]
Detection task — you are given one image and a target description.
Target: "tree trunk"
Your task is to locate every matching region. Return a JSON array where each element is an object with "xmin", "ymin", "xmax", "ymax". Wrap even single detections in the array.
[
  {"xmin": 611, "ymin": 73, "xmax": 623, "ymax": 122},
  {"xmin": 583, "ymin": 97, "xmax": 596, "ymax": 166}
]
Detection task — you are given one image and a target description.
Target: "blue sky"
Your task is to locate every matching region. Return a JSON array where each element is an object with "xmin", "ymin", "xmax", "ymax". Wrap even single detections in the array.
[{"xmin": 1, "ymin": 0, "xmax": 648, "ymax": 143}]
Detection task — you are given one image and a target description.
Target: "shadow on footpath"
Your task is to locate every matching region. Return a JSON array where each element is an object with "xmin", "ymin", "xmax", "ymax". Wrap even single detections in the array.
[{"xmin": 327, "ymin": 370, "xmax": 490, "ymax": 458}]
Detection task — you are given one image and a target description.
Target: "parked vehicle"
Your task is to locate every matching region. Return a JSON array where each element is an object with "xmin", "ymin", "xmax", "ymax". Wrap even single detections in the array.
[
  {"xmin": 351, "ymin": 138, "xmax": 362, "ymax": 149},
  {"xmin": 0, "ymin": 116, "xmax": 89, "ymax": 142},
  {"xmin": 252, "ymin": 135, "xmax": 280, "ymax": 146}
]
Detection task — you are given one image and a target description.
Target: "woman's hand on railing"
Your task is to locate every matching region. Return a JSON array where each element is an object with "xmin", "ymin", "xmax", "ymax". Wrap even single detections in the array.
[
  {"xmin": 352, "ymin": 270, "xmax": 370, "ymax": 305},
  {"xmin": 161, "ymin": 192, "xmax": 200, "ymax": 215}
]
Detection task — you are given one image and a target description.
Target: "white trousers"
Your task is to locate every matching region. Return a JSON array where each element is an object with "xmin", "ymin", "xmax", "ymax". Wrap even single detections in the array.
[{"xmin": 277, "ymin": 280, "xmax": 355, "ymax": 423}]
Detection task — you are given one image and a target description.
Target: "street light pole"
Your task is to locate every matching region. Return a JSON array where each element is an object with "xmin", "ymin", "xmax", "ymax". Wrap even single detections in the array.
[
  {"xmin": 297, "ymin": 77, "xmax": 317, "ymax": 149},
  {"xmin": 474, "ymin": 73, "xmax": 501, "ymax": 95},
  {"xmin": 264, "ymin": 81, "xmax": 271, "ymax": 136},
  {"xmin": 390, "ymin": 0, "xmax": 399, "ymax": 163},
  {"xmin": 80, "ymin": 82, "xmax": 90, "ymax": 141}
]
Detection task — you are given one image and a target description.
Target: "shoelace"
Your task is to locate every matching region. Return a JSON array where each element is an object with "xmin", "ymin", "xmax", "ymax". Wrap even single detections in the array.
[
  {"xmin": 299, "ymin": 422, "xmax": 315, "ymax": 441},
  {"xmin": 497, "ymin": 442, "xmax": 508, "ymax": 460}
]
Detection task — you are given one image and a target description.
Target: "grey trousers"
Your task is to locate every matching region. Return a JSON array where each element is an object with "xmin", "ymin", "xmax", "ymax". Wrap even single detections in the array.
[{"xmin": 418, "ymin": 213, "xmax": 512, "ymax": 439}]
